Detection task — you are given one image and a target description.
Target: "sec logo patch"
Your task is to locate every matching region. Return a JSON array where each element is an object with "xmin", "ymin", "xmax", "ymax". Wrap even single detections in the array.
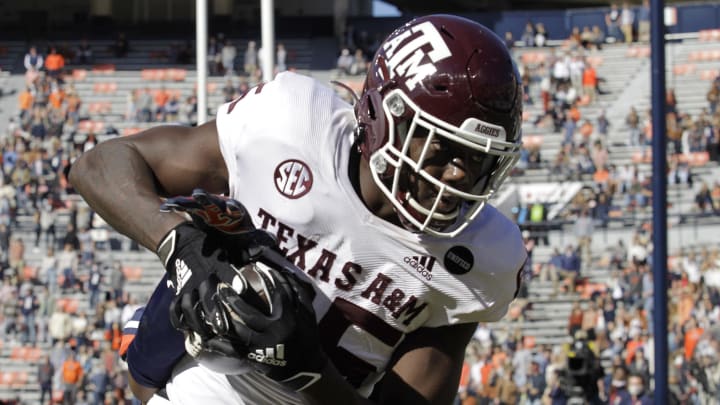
[{"xmin": 274, "ymin": 159, "xmax": 313, "ymax": 199}]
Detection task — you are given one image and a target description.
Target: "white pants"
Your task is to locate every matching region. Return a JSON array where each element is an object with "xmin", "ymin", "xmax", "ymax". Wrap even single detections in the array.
[{"xmin": 165, "ymin": 356, "xmax": 304, "ymax": 405}]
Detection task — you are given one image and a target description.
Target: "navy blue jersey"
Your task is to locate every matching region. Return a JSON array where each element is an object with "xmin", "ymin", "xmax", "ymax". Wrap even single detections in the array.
[{"xmin": 122, "ymin": 275, "xmax": 185, "ymax": 388}]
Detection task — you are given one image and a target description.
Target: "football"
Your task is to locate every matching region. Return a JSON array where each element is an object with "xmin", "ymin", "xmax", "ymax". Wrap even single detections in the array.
[{"xmin": 233, "ymin": 262, "xmax": 274, "ymax": 316}]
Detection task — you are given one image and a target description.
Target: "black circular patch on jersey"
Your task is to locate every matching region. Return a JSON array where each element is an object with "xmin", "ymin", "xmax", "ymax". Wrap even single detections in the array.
[{"xmin": 444, "ymin": 246, "xmax": 474, "ymax": 275}]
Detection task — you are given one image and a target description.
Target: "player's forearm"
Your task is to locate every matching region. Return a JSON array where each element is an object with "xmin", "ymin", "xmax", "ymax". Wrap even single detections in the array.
[
  {"xmin": 69, "ymin": 138, "xmax": 185, "ymax": 251},
  {"xmin": 300, "ymin": 362, "xmax": 374, "ymax": 405}
]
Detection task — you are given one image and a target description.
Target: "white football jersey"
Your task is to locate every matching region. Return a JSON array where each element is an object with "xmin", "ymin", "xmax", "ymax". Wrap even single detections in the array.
[{"xmin": 213, "ymin": 72, "xmax": 526, "ymax": 402}]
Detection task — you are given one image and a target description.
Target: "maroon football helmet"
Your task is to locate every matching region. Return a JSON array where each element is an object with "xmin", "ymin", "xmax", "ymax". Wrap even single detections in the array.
[{"xmin": 355, "ymin": 14, "xmax": 523, "ymax": 237}]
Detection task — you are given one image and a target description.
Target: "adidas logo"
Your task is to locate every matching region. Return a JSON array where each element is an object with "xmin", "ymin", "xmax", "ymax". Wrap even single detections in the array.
[
  {"xmin": 174, "ymin": 259, "xmax": 193, "ymax": 295},
  {"xmin": 404, "ymin": 255, "xmax": 436, "ymax": 281},
  {"xmin": 247, "ymin": 344, "xmax": 287, "ymax": 367}
]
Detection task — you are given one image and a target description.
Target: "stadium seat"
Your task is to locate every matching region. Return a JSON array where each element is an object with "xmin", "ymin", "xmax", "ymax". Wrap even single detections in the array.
[
  {"xmin": 92, "ymin": 82, "xmax": 118, "ymax": 94},
  {"xmin": 10, "ymin": 346, "xmax": 28, "ymax": 360},
  {"xmin": 673, "ymin": 64, "xmax": 696, "ymax": 76},
  {"xmin": 22, "ymin": 265, "xmax": 37, "ymax": 280},
  {"xmin": 522, "ymin": 135, "xmax": 543, "ymax": 148},
  {"xmin": 71, "ymin": 69, "xmax": 87, "ymax": 81},
  {"xmin": 0, "ymin": 371, "xmax": 13, "ymax": 386},
  {"xmin": 122, "ymin": 127, "xmax": 143, "ymax": 136},
  {"xmin": 700, "ymin": 69, "xmax": 719, "ymax": 81},
  {"xmin": 25, "ymin": 347, "xmax": 42, "ymax": 362},
  {"xmin": 92, "ymin": 64, "xmax": 116, "ymax": 74},
  {"xmin": 122, "ymin": 266, "xmax": 143, "ymax": 281},
  {"xmin": 11, "ymin": 371, "xmax": 28, "ymax": 388},
  {"xmin": 87, "ymin": 101, "xmax": 112, "ymax": 114}
]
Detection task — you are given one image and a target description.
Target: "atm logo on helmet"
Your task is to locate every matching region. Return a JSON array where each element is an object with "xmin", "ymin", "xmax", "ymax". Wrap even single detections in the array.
[{"xmin": 382, "ymin": 21, "xmax": 452, "ymax": 91}]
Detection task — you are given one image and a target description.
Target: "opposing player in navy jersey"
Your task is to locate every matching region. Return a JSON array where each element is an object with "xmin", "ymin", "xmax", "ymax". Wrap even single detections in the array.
[{"xmin": 71, "ymin": 14, "xmax": 526, "ymax": 404}]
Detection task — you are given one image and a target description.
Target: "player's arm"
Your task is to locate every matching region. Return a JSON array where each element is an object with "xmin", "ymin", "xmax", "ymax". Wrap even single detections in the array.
[
  {"xmin": 301, "ymin": 322, "xmax": 476, "ymax": 405},
  {"xmin": 68, "ymin": 121, "xmax": 228, "ymax": 250}
]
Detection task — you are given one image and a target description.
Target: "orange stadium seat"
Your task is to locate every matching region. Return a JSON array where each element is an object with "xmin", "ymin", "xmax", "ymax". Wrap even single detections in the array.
[
  {"xmin": 0, "ymin": 371, "xmax": 13, "ymax": 386},
  {"xmin": 700, "ymin": 69, "xmax": 719, "ymax": 81},
  {"xmin": 585, "ymin": 56, "xmax": 603, "ymax": 67},
  {"xmin": 92, "ymin": 64, "xmax": 116, "ymax": 74},
  {"xmin": 25, "ymin": 347, "xmax": 42, "ymax": 362},
  {"xmin": 10, "ymin": 346, "xmax": 28, "ymax": 360},
  {"xmin": 71, "ymin": 69, "xmax": 87, "ymax": 81},
  {"xmin": 522, "ymin": 135, "xmax": 543, "ymax": 148},
  {"xmin": 679, "ymin": 151, "xmax": 710, "ymax": 166},
  {"xmin": 122, "ymin": 127, "xmax": 143, "ymax": 136},
  {"xmin": 168, "ymin": 68, "xmax": 187, "ymax": 81},
  {"xmin": 122, "ymin": 266, "xmax": 143, "ymax": 281},
  {"xmin": 78, "ymin": 120, "xmax": 105, "ymax": 133},
  {"xmin": 87, "ymin": 101, "xmax": 112, "ymax": 114},
  {"xmin": 22, "ymin": 265, "xmax": 37, "ymax": 280},
  {"xmin": 65, "ymin": 298, "xmax": 79, "ymax": 314},
  {"xmin": 11, "ymin": 371, "xmax": 28, "ymax": 388},
  {"xmin": 673, "ymin": 64, "xmax": 696, "ymax": 76},
  {"xmin": 92, "ymin": 82, "xmax": 117, "ymax": 94}
]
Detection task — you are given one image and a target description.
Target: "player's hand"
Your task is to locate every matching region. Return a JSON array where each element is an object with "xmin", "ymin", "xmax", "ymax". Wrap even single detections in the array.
[
  {"xmin": 160, "ymin": 189, "xmax": 254, "ymax": 235},
  {"xmin": 158, "ymin": 222, "xmax": 275, "ymax": 337},
  {"xmin": 218, "ymin": 262, "xmax": 327, "ymax": 391}
]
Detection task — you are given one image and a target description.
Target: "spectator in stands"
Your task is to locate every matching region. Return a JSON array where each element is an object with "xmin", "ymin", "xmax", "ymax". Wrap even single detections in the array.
[
  {"xmin": 113, "ymin": 32, "xmax": 129, "ymax": 57},
  {"xmin": 695, "ymin": 182, "xmax": 717, "ymax": 214},
  {"xmin": 350, "ymin": 48, "xmax": 367, "ymax": 76},
  {"xmin": 336, "ymin": 48, "xmax": 353, "ymax": 76},
  {"xmin": 222, "ymin": 79, "xmax": 235, "ymax": 103},
  {"xmin": 620, "ymin": 2, "xmax": 635, "ymax": 44},
  {"xmin": 87, "ymin": 359, "xmax": 110, "ymax": 405},
  {"xmin": 48, "ymin": 307, "xmax": 72, "ymax": 344},
  {"xmin": 18, "ymin": 284, "xmax": 38, "ymax": 345},
  {"xmin": 58, "ymin": 242, "xmax": 78, "ymax": 292},
  {"xmin": 276, "ymin": 43, "xmax": 287, "ymax": 73},
  {"xmin": 24, "ymin": 46, "xmax": 44, "ymax": 75},
  {"xmin": 605, "ymin": 3, "xmax": 622, "ymax": 42},
  {"xmin": 534, "ymin": 23, "xmax": 547, "ymax": 47},
  {"xmin": 135, "ymin": 88, "xmax": 153, "ymax": 123},
  {"xmin": 707, "ymin": 79, "xmax": 719, "ymax": 115},
  {"xmin": 521, "ymin": 21, "xmax": 536, "ymax": 47},
  {"xmin": 165, "ymin": 94, "xmax": 180, "ymax": 122},
  {"xmin": 504, "ymin": 31, "xmax": 514, "ymax": 49},
  {"xmin": 153, "ymin": 87, "xmax": 170, "ymax": 122},
  {"xmin": 61, "ymin": 222, "xmax": 80, "ymax": 251},
  {"xmin": 45, "ymin": 47, "xmax": 65, "ymax": 79},
  {"xmin": 637, "ymin": 0, "xmax": 651, "ymax": 43},
  {"xmin": 568, "ymin": 301, "xmax": 584, "ymax": 337},
  {"xmin": 582, "ymin": 63, "xmax": 597, "ymax": 104},
  {"xmin": 38, "ymin": 354, "xmax": 55, "ymax": 404},
  {"xmin": 574, "ymin": 208, "xmax": 594, "ymax": 264},
  {"xmin": 109, "ymin": 261, "xmax": 125, "ymax": 301},
  {"xmin": 75, "ymin": 38, "xmax": 93, "ymax": 65},
  {"xmin": 18, "ymin": 86, "xmax": 34, "ymax": 120},
  {"xmin": 61, "ymin": 350, "xmax": 83, "ymax": 404},
  {"xmin": 242, "ymin": 40, "xmax": 256, "ymax": 77}
]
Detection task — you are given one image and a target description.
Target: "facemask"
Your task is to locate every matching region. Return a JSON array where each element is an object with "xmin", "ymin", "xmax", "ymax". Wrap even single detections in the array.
[
  {"xmin": 611, "ymin": 380, "xmax": 626, "ymax": 388},
  {"xmin": 628, "ymin": 385, "xmax": 643, "ymax": 396}
]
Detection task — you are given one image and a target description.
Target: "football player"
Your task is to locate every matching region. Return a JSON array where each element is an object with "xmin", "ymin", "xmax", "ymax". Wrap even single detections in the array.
[{"xmin": 70, "ymin": 14, "xmax": 527, "ymax": 405}]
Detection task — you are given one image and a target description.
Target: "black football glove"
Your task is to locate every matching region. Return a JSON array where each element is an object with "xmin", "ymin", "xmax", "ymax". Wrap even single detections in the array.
[
  {"xmin": 215, "ymin": 251, "xmax": 326, "ymax": 391},
  {"xmin": 158, "ymin": 222, "xmax": 276, "ymax": 339}
]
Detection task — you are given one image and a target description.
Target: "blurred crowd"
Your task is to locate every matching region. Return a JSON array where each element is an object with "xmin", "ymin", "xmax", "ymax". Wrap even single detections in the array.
[
  {"xmin": 457, "ymin": 224, "xmax": 720, "ymax": 404},
  {"xmin": 2, "ymin": 41, "xmax": 149, "ymax": 405}
]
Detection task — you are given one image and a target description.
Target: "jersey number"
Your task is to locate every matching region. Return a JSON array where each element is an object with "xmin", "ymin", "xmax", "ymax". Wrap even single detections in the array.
[
  {"xmin": 317, "ymin": 297, "xmax": 403, "ymax": 388},
  {"xmin": 226, "ymin": 82, "xmax": 265, "ymax": 114}
]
